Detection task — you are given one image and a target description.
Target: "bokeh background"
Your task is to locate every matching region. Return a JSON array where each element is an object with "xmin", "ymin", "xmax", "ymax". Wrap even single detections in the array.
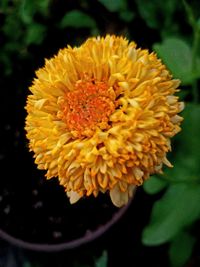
[{"xmin": 0, "ymin": 0, "xmax": 200, "ymax": 266}]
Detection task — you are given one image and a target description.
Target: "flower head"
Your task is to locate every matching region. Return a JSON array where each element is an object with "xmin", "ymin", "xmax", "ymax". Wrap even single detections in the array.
[{"xmin": 25, "ymin": 35, "xmax": 184, "ymax": 207}]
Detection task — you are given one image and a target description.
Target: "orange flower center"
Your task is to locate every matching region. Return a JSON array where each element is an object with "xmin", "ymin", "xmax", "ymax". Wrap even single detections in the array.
[{"xmin": 60, "ymin": 78, "xmax": 115, "ymax": 137}]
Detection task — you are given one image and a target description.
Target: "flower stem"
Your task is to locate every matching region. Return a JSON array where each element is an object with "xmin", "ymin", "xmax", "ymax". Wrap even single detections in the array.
[{"xmin": 182, "ymin": 0, "xmax": 199, "ymax": 103}]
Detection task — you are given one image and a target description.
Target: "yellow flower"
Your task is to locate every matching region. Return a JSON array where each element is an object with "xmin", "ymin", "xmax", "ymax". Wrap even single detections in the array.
[{"xmin": 25, "ymin": 35, "xmax": 184, "ymax": 207}]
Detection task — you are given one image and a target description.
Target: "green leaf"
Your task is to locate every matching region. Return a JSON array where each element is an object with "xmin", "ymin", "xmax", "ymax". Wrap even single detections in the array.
[
  {"xmin": 0, "ymin": 0, "xmax": 9, "ymax": 11},
  {"xmin": 197, "ymin": 17, "xmax": 200, "ymax": 31},
  {"xmin": 98, "ymin": 0, "xmax": 126, "ymax": 12},
  {"xmin": 164, "ymin": 103, "xmax": 200, "ymax": 183},
  {"xmin": 25, "ymin": 23, "xmax": 46, "ymax": 45},
  {"xmin": 169, "ymin": 231, "xmax": 195, "ymax": 267},
  {"xmin": 119, "ymin": 10, "xmax": 134, "ymax": 22},
  {"xmin": 3, "ymin": 14, "xmax": 23, "ymax": 41},
  {"xmin": 60, "ymin": 10, "xmax": 96, "ymax": 29},
  {"xmin": 153, "ymin": 38, "xmax": 194, "ymax": 85},
  {"xmin": 143, "ymin": 175, "xmax": 168, "ymax": 195},
  {"xmin": 37, "ymin": 0, "xmax": 51, "ymax": 16},
  {"xmin": 95, "ymin": 251, "xmax": 107, "ymax": 267},
  {"xmin": 19, "ymin": 0, "xmax": 50, "ymax": 24},
  {"xmin": 142, "ymin": 183, "xmax": 200, "ymax": 246},
  {"xmin": 19, "ymin": 0, "xmax": 37, "ymax": 24},
  {"xmin": 135, "ymin": 0, "xmax": 178, "ymax": 29}
]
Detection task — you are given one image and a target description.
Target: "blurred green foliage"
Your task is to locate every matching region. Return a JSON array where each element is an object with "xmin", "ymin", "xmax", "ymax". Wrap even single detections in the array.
[
  {"xmin": 135, "ymin": 0, "xmax": 179, "ymax": 33},
  {"xmin": 0, "ymin": 0, "xmax": 51, "ymax": 75},
  {"xmin": 142, "ymin": 1, "xmax": 200, "ymax": 265},
  {"xmin": 153, "ymin": 38, "xmax": 200, "ymax": 85},
  {"xmin": 60, "ymin": 10, "xmax": 97, "ymax": 30},
  {"xmin": 1, "ymin": 0, "xmax": 200, "ymax": 267}
]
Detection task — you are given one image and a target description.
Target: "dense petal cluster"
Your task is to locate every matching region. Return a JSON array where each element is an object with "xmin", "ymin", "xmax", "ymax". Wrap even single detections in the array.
[{"xmin": 25, "ymin": 35, "xmax": 184, "ymax": 207}]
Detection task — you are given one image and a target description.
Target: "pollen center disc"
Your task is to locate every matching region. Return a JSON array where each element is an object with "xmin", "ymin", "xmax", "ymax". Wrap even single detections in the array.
[{"xmin": 60, "ymin": 78, "xmax": 115, "ymax": 137}]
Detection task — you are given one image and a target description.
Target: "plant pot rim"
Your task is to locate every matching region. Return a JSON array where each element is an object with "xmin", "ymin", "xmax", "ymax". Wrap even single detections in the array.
[{"xmin": 0, "ymin": 197, "xmax": 133, "ymax": 252}]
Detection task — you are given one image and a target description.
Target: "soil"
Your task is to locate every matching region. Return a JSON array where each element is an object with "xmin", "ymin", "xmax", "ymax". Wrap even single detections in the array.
[{"xmin": 0, "ymin": 136, "xmax": 119, "ymax": 245}]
